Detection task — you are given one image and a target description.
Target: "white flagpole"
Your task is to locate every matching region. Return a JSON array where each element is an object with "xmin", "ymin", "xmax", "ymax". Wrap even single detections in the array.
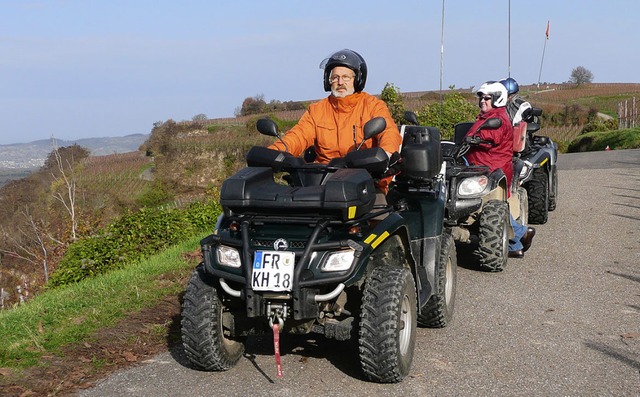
[
  {"xmin": 508, "ymin": 0, "xmax": 511, "ymax": 78},
  {"xmin": 537, "ymin": 20, "xmax": 549, "ymax": 89},
  {"xmin": 439, "ymin": 0, "xmax": 445, "ymax": 119}
]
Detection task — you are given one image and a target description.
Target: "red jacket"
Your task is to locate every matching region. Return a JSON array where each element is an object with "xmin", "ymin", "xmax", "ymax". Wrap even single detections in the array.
[{"xmin": 464, "ymin": 107, "xmax": 515, "ymax": 188}]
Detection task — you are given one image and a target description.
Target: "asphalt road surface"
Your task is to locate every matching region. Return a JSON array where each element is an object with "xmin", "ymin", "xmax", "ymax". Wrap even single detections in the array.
[{"xmin": 79, "ymin": 149, "xmax": 640, "ymax": 397}]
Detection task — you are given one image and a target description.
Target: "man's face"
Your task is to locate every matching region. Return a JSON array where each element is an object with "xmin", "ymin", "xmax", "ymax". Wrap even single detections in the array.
[
  {"xmin": 329, "ymin": 66, "xmax": 356, "ymax": 98},
  {"xmin": 478, "ymin": 94, "xmax": 494, "ymax": 113}
]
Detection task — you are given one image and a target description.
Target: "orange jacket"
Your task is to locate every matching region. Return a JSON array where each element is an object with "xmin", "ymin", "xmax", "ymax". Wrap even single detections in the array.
[{"xmin": 268, "ymin": 92, "xmax": 401, "ymax": 164}]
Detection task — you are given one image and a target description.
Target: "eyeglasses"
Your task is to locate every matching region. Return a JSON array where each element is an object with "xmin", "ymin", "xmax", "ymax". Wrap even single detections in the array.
[
  {"xmin": 479, "ymin": 96, "xmax": 492, "ymax": 101},
  {"xmin": 329, "ymin": 74, "xmax": 354, "ymax": 83}
]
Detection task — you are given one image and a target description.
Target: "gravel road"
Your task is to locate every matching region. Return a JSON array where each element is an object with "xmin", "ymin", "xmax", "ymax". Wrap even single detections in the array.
[{"xmin": 78, "ymin": 149, "xmax": 640, "ymax": 397}]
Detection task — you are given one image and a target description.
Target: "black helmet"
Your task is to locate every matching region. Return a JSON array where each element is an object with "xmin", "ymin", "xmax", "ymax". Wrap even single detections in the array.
[
  {"xmin": 320, "ymin": 49, "xmax": 367, "ymax": 92},
  {"xmin": 500, "ymin": 77, "xmax": 519, "ymax": 95}
]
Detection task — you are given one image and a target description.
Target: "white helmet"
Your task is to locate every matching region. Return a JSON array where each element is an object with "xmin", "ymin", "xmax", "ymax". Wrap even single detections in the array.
[{"xmin": 476, "ymin": 81, "xmax": 508, "ymax": 107}]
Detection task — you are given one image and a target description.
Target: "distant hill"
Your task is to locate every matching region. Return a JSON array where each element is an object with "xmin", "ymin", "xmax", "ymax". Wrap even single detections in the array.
[
  {"xmin": 0, "ymin": 134, "xmax": 149, "ymax": 187},
  {"xmin": 0, "ymin": 134, "xmax": 149, "ymax": 170}
]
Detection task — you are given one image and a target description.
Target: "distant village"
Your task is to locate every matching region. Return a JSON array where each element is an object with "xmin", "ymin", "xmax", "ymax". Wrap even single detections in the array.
[{"xmin": 0, "ymin": 159, "xmax": 46, "ymax": 169}]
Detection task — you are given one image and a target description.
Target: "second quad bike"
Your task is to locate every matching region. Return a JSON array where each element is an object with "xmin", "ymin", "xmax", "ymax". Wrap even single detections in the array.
[
  {"xmin": 515, "ymin": 107, "xmax": 559, "ymax": 224},
  {"xmin": 181, "ymin": 117, "xmax": 456, "ymax": 383},
  {"xmin": 404, "ymin": 111, "xmax": 521, "ymax": 272}
]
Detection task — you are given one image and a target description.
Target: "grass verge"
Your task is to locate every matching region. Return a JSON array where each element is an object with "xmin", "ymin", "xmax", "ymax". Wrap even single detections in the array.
[
  {"xmin": 0, "ymin": 235, "xmax": 203, "ymax": 370},
  {"xmin": 567, "ymin": 127, "xmax": 640, "ymax": 152}
]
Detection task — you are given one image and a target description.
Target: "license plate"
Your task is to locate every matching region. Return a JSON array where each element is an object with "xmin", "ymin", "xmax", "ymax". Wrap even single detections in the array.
[{"xmin": 252, "ymin": 250, "xmax": 295, "ymax": 291}]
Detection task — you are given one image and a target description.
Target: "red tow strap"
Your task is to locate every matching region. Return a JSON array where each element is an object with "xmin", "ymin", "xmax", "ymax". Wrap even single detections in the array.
[{"xmin": 273, "ymin": 323, "xmax": 283, "ymax": 378}]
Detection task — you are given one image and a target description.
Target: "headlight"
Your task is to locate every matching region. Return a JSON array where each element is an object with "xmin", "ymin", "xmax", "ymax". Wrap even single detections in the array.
[
  {"xmin": 216, "ymin": 245, "xmax": 241, "ymax": 268},
  {"xmin": 519, "ymin": 164, "xmax": 530, "ymax": 179},
  {"xmin": 458, "ymin": 175, "xmax": 490, "ymax": 197},
  {"xmin": 519, "ymin": 161, "xmax": 533, "ymax": 179},
  {"xmin": 321, "ymin": 249, "xmax": 355, "ymax": 272}
]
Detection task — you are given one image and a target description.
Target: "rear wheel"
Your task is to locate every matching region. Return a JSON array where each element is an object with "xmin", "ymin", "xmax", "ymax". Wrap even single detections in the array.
[
  {"xmin": 477, "ymin": 200, "xmax": 509, "ymax": 272},
  {"xmin": 526, "ymin": 168, "xmax": 549, "ymax": 224},
  {"xmin": 181, "ymin": 264, "xmax": 244, "ymax": 371},
  {"xmin": 359, "ymin": 265, "xmax": 417, "ymax": 383},
  {"xmin": 418, "ymin": 232, "xmax": 457, "ymax": 328}
]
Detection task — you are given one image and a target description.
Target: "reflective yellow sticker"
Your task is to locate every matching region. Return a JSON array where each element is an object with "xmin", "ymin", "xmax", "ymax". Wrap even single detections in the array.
[
  {"xmin": 348, "ymin": 206, "xmax": 356, "ymax": 219},
  {"xmin": 364, "ymin": 234, "xmax": 377, "ymax": 244},
  {"xmin": 371, "ymin": 231, "xmax": 390, "ymax": 249},
  {"xmin": 540, "ymin": 158, "xmax": 548, "ymax": 166}
]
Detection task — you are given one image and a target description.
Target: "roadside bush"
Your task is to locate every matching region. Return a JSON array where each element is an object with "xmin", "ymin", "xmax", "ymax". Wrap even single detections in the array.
[
  {"xmin": 415, "ymin": 92, "xmax": 478, "ymax": 139},
  {"xmin": 581, "ymin": 118, "xmax": 618, "ymax": 134},
  {"xmin": 380, "ymin": 83, "xmax": 406, "ymax": 126},
  {"xmin": 48, "ymin": 199, "xmax": 222, "ymax": 287},
  {"xmin": 567, "ymin": 127, "xmax": 640, "ymax": 152}
]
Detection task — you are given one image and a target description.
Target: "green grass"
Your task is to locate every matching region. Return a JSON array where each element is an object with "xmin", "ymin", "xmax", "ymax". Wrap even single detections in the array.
[
  {"xmin": 0, "ymin": 235, "xmax": 203, "ymax": 369},
  {"xmin": 567, "ymin": 127, "xmax": 640, "ymax": 152}
]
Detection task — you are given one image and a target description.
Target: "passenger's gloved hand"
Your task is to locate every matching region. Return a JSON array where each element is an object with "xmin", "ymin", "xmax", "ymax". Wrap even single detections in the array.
[{"xmin": 464, "ymin": 135, "xmax": 482, "ymax": 145}]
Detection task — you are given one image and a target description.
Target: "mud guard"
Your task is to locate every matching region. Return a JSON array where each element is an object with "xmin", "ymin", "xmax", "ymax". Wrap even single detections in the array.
[
  {"xmin": 410, "ymin": 235, "xmax": 439, "ymax": 310},
  {"xmin": 345, "ymin": 213, "xmax": 433, "ymax": 308},
  {"xmin": 523, "ymin": 149, "xmax": 552, "ymax": 173}
]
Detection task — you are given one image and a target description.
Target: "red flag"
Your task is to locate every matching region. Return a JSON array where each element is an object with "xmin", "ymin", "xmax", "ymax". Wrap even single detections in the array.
[{"xmin": 545, "ymin": 20, "xmax": 550, "ymax": 39}]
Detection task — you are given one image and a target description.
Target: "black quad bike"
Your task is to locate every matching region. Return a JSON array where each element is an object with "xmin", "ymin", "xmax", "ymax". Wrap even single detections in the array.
[
  {"xmin": 515, "ymin": 107, "xmax": 558, "ymax": 224},
  {"xmin": 406, "ymin": 112, "xmax": 524, "ymax": 273},
  {"xmin": 180, "ymin": 117, "xmax": 456, "ymax": 383}
]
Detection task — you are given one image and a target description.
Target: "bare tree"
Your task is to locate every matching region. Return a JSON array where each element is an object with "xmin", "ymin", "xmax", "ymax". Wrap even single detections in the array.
[
  {"xmin": 0, "ymin": 207, "xmax": 61, "ymax": 284},
  {"xmin": 50, "ymin": 137, "xmax": 79, "ymax": 240},
  {"xmin": 569, "ymin": 66, "xmax": 594, "ymax": 85},
  {"xmin": 0, "ymin": 287, "xmax": 8, "ymax": 309}
]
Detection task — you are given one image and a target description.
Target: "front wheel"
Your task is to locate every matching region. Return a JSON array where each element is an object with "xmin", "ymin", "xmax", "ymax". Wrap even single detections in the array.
[
  {"xmin": 477, "ymin": 200, "xmax": 509, "ymax": 272},
  {"xmin": 359, "ymin": 266, "xmax": 417, "ymax": 383},
  {"xmin": 181, "ymin": 264, "xmax": 245, "ymax": 371},
  {"xmin": 418, "ymin": 232, "xmax": 457, "ymax": 328}
]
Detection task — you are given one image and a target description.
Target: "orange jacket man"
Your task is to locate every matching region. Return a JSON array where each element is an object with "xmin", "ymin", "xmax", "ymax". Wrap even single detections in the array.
[{"xmin": 268, "ymin": 49, "xmax": 401, "ymax": 183}]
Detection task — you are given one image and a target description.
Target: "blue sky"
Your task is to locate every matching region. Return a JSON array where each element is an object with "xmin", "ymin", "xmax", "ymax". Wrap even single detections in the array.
[{"xmin": 1, "ymin": 0, "xmax": 638, "ymax": 145}]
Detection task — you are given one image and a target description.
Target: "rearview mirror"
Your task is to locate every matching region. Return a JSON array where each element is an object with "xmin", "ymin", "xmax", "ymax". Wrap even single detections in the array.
[
  {"xmin": 478, "ymin": 118, "xmax": 502, "ymax": 130},
  {"xmin": 256, "ymin": 118, "xmax": 279, "ymax": 137},
  {"xmin": 363, "ymin": 117, "xmax": 387, "ymax": 141},
  {"xmin": 404, "ymin": 111, "xmax": 419, "ymax": 126}
]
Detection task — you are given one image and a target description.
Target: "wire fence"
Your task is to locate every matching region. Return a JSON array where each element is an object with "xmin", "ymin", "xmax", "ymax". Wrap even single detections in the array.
[
  {"xmin": 542, "ymin": 125, "xmax": 584, "ymax": 142},
  {"xmin": 618, "ymin": 97, "xmax": 638, "ymax": 129}
]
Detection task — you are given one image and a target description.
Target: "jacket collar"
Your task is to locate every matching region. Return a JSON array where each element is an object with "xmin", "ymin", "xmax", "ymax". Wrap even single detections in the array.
[
  {"xmin": 328, "ymin": 92, "xmax": 364, "ymax": 112},
  {"xmin": 479, "ymin": 106, "xmax": 503, "ymax": 119}
]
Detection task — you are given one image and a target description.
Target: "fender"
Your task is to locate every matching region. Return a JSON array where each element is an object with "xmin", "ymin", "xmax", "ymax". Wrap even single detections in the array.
[
  {"xmin": 550, "ymin": 140, "xmax": 558, "ymax": 165},
  {"xmin": 346, "ymin": 211, "xmax": 436, "ymax": 308},
  {"xmin": 481, "ymin": 169, "xmax": 508, "ymax": 203},
  {"xmin": 344, "ymin": 212, "xmax": 416, "ymax": 285},
  {"xmin": 523, "ymin": 146, "xmax": 553, "ymax": 171}
]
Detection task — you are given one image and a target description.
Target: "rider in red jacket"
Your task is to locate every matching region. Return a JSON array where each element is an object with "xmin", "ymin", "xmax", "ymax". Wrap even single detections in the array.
[
  {"xmin": 465, "ymin": 81, "xmax": 535, "ymax": 258},
  {"xmin": 464, "ymin": 82, "xmax": 515, "ymax": 189}
]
